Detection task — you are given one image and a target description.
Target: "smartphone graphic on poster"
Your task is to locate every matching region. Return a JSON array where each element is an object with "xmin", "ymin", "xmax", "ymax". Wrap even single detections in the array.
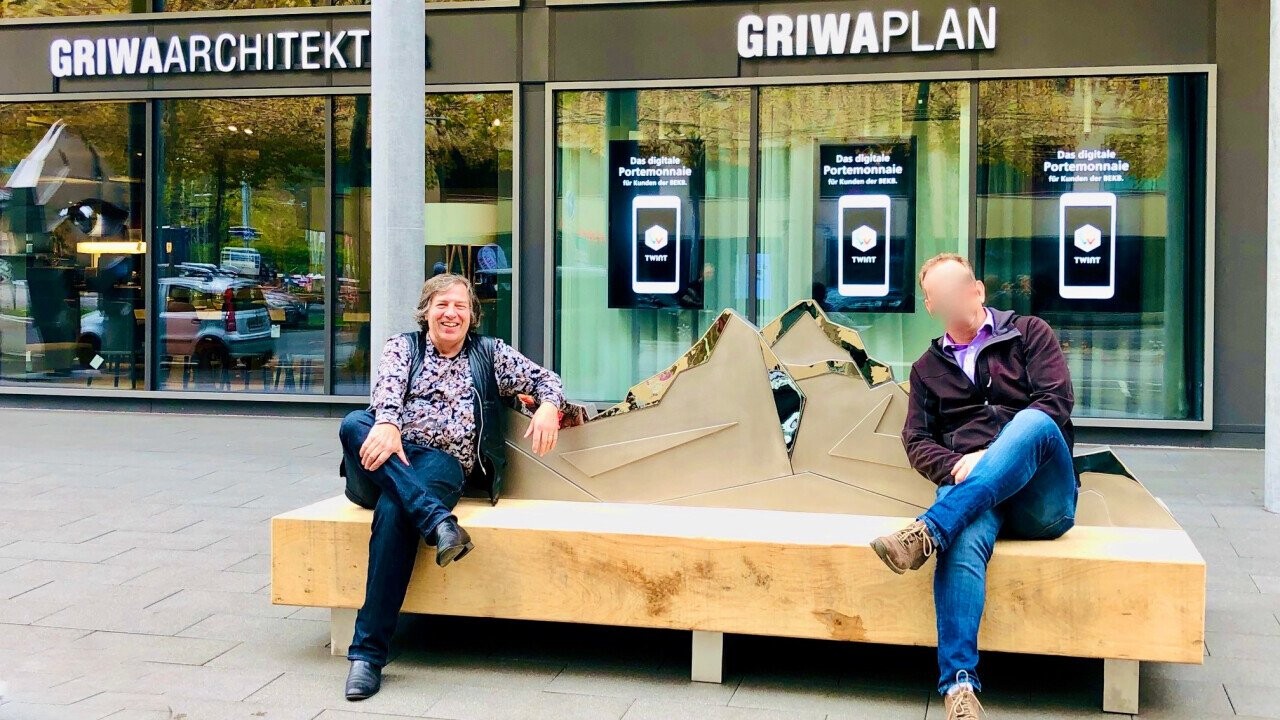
[
  {"xmin": 1059, "ymin": 192, "xmax": 1117, "ymax": 300},
  {"xmin": 631, "ymin": 195, "xmax": 681, "ymax": 295},
  {"xmin": 837, "ymin": 194, "xmax": 891, "ymax": 297}
]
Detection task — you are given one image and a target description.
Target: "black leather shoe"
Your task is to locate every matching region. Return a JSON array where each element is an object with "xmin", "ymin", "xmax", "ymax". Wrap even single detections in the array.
[
  {"xmin": 345, "ymin": 659, "xmax": 381, "ymax": 700},
  {"xmin": 434, "ymin": 518, "xmax": 474, "ymax": 567}
]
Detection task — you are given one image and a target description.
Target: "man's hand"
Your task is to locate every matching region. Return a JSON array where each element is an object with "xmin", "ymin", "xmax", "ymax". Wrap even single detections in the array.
[
  {"xmin": 950, "ymin": 449, "xmax": 987, "ymax": 484},
  {"xmin": 360, "ymin": 421, "xmax": 409, "ymax": 471},
  {"xmin": 524, "ymin": 403, "xmax": 560, "ymax": 456}
]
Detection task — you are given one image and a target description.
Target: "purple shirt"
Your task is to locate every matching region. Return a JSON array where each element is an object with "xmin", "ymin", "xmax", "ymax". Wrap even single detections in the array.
[{"xmin": 941, "ymin": 308, "xmax": 995, "ymax": 384}]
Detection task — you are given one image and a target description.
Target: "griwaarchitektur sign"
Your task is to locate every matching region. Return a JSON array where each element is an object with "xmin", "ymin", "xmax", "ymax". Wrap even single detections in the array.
[{"xmin": 49, "ymin": 29, "xmax": 370, "ymax": 78}]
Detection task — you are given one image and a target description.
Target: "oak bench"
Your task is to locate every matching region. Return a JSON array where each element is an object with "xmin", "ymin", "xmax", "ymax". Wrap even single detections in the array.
[{"xmin": 270, "ymin": 494, "xmax": 1204, "ymax": 714}]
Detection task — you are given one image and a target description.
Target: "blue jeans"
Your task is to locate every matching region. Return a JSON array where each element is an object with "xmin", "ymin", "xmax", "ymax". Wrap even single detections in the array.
[
  {"xmin": 918, "ymin": 408, "xmax": 1078, "ymax": 696},
  {"xmin": 338, "ymin": 409, "xmax": 466, "ymax": 667}
]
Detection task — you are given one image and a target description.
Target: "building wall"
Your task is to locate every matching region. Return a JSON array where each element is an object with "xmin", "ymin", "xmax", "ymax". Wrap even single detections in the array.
[
  {"xmin": 0, "ymin": 0, "xmax": 1268, "ymax": 446},
  {"xmin": 1210, "ymin": 0, "xmax": 1268, "ymax": 441},
  {"xmin": 525, "ymin": 0, "xmax": 1265, "ymax": 446}
]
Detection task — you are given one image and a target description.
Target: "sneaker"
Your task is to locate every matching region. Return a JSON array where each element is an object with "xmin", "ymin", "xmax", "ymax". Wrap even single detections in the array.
[
  {"xmin": 870, "ymin": 520, "xmax": 936, "ymax": 574},
  {"xmin": 944, "ymin": 684, "xmax": 983, "ymax": 719}
]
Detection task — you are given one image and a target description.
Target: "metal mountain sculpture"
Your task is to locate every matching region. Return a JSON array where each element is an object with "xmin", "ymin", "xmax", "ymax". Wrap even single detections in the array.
[{"xmin": 501, "ymin": 300, "xmax": 1179, "ymax": 530}]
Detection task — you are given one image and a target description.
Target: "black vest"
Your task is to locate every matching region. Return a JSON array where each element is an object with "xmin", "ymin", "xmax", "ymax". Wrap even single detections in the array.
[{"xmin": 460, "ymin": 332, "xmax": 508, "ymax": 505}]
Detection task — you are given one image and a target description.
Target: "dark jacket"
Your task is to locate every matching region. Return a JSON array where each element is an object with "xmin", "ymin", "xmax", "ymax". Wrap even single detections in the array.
[
  {"xmin": 462, "ymin": 332, "xmax": 508, "ymax": 505},
  {"xmin": 901, "ymin": 308, "xmax": 1074, "ymax": 486}
]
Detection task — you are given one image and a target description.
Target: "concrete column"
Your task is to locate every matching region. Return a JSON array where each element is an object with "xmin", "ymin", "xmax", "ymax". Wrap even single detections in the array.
[
  {"xmin": 370, "ymin": 0, "xmax": 426, "ymax": 386},
  {"xmin": 1268, "ymin": 0, "xmax": 1280, "ymax": 513}
]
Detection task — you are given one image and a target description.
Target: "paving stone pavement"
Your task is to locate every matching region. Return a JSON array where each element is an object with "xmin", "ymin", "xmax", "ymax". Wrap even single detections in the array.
[{"xmin": 0, "ymin": 408, "xmax": 1274, "ymax": 719}]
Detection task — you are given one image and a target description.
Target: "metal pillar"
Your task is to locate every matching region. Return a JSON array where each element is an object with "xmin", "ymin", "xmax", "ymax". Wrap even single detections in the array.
[
  {"xmin": 370, "ymin": 0, "xmax": 426, "ymax": 385},
  {"xmin": 1268, "ymin": 0, "xmax": 1280, "ymax": 512}
]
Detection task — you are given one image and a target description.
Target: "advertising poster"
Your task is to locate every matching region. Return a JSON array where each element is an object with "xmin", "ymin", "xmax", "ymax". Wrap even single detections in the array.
[
  {"xmin": 607, "ymin": 139, "xmax": 705, "ymax": 309},
  {"xmin": 1030, "ymin": 144, "xmax": 1141, "ymax": 314},
  {"xmin": 812, "ymin": 139, "xmax": 916, "ymax": 314}
]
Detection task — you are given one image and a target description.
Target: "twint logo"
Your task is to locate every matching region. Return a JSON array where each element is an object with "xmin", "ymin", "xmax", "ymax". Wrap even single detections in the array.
[
  {"xmin": 851, "ymin": 225, "xmax": 878, "ymax": 253},
  {"xmin": 1074, "ymin": 224, "xmax": 1102, "ymax": 253},
  {"xmin": 644, "ymin": 225, "xmax": 669, "ymax": 252}
]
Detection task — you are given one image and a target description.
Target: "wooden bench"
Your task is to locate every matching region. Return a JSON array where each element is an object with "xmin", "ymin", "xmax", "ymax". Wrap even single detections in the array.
[
  {"xmin": 271, "ymin": 494, "xmax": 1205, "ymax": 714},
  {"xmin": 274, "ymin": 302, "xmax": 1205, "ymax": 713}
]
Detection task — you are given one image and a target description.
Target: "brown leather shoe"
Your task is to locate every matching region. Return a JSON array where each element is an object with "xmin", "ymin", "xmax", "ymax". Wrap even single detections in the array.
[
  {"xmin": 870, "ymin": 520, "xmax": 936, "ymax": 574},
  {"xmin": 943, "ymin": 685, "xmax": 983, "ymax": 719}
]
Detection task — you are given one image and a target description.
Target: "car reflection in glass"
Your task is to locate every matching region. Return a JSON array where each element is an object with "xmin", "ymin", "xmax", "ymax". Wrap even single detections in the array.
[
  {"xmin": 81, "ymin": 270, "xmax": 275, "ymax": 372},
  {"xmin": 264, "ymin": 287, "xmax": 307, "ymax": 327}
]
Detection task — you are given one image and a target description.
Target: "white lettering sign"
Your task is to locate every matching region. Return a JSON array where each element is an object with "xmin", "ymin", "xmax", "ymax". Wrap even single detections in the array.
[
  {"xmin": 737, "ymin": 6, "xmax": 996, "ymax": 59},
  {"xmin": 50, "ymin": 28, "xmax": 370, "ymax": 78}
]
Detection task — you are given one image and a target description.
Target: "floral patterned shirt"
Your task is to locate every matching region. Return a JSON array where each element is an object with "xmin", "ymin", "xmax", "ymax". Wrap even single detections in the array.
[{"xmin": 371, "ymin": 333, "xmax": 565, "ymax": 472}]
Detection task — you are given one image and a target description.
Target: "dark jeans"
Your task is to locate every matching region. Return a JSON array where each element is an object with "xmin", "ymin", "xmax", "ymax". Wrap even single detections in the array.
[
  {"xmin": 917, "ymin": 408, "xmax": 1078, "ymax": 696},
  {"xmin": 338, "ymin": 409, "xmax": 465, "ymax": 667}
]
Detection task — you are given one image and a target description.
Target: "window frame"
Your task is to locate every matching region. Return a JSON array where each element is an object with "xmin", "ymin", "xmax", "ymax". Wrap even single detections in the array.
[
  {"xmin": 0, "ymin": 82, "xmax": 520, "ymax": 402},
  {"xmin": 0, "ymin": 1, "xmax": 514, "ymax": 24},
  {"xmin": 545, "ymin": 64, "xmax": 1217, "ymax": 430}
]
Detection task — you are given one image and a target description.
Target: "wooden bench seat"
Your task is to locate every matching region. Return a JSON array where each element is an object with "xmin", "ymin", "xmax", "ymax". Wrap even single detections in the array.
[{"xmin": 271, "ymin": 494, "xmax": 1205, "ymax": 714}]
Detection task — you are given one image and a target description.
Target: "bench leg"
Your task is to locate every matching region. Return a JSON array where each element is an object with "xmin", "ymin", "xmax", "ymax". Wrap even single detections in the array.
[
  {"xmin": 1102, "ymin": 659, "xmax": 1139, "ymax": 714},
  {"xmin": 330, "ymin": 607, "xmax": 357, "ymax": 657},
  {"xmin": 691, "ymin": 630, "xmax": 723, "ymax": 684}
]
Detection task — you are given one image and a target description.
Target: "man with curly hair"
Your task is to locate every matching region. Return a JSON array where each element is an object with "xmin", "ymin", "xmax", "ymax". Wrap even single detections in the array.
[{"xmin": 337, "ymin": 273, "xmax": 565, "ymax": 700}]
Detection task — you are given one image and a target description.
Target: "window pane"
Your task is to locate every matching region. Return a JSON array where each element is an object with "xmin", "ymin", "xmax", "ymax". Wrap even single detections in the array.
[
  {"xmin": 0, "ymin": 101, "xmax": 147, "ymax": 388},
  {"xmin": 333, "ymin": 92, "xmax": 515, "ymax": 397},
  {"xmin": 425, "ymin": 93, "xmax": 515, "ymax": 339},
  {"xmin": 333, "ymin": 96, "xmax": 371, "ymax": 396},
  {"xmin": 976, "ymin": 75, "xmax": 1207, "ymax": 420},
  {"xmin": 757, "ymin": 82, "xmax": 969, "ymax": 379},
  {"xmin": 0, "ymin": 0, "xmax": 137, "ymax": 18},
  {"xmin": 331, "ymin": 0, "xmax": 479, "ymax": 6},
  {"xmin": 556, "ymin": 88, "xmax": 751, "ymax": 402},
  {"xmin": 152, "ymin": 0, "xmax": 324, "ymax": 9},
  {"xmin": 154, "ymin": 97, "xmax": 326, "ymax": 394}
]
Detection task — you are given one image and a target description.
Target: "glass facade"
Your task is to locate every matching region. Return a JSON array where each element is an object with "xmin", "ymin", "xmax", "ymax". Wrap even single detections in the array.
[
  {"xmin": 332, "ymin": 96, "xmax": 371, "ymax": 397},
  {"xmin": 332, "ymin": 0, "xmax": 474, "ymax": 6},
  {"xmin": 153, "ymin": 0, "xmax": 324, "ymax": 9},
  {"xmin": 0, "ymin": 0, "xmax": 473, "ymax": 16},
  {"xmin": 0, "ymin": 101, "xmax": 147, "ymax": 388},
  {"xmin": 976, "ymin": 75, "xmax": 1208, "ymax": 421},
  {"xmin": 334, "ymin": 92, "xmax": 515, "ymax": 397},
  {"xmin": 0, "ymin": 66, "xmax": 1213, "ymax": 425},
  {"xmin": 758, "ymin": 81, "xmax": 969, "ymax": 374},
  {"xmin": 555, "ymin": 88, "xmax": 751, "ymax": 403},
  {"xmin": 0, "ymin": 0, "xmax": 136, "ymax": 17},
  {"xmin": 554, "ymin": 74, "xmax": 1209, "ymax": 421},
  {"xmin": 0, "ymin": 91, "xmax": 515, "ymax": 396},
  {"xmin": 154, "ymin": 97, "xmax": 327, "ymax": 393}
]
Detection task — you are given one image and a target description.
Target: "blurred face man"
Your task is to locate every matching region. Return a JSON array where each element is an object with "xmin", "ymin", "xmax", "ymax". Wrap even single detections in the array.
[
  {"xmin": 920, "ymin": 254, "xmax": 987, "ymax": 344},
  {"xmin": 875, "ymin": 251, "xmax": 1077, "ymax": 719}
]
